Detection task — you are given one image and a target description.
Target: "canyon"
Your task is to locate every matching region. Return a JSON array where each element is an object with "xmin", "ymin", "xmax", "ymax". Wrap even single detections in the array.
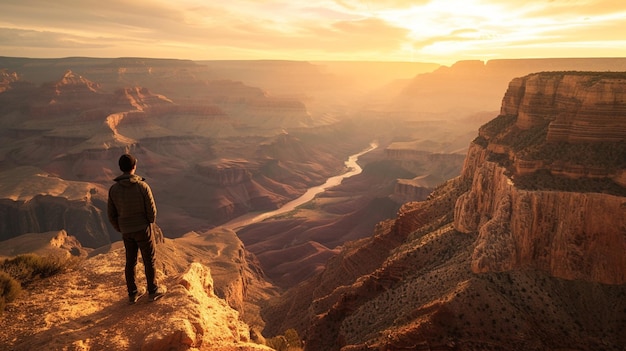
[
  {"xmin": 263, "ymin": 71, "xmax": 626, "ymax": 351},
  {"xmin": 1, "ymin": 58, "xmax": 626, "ymax": 350}
]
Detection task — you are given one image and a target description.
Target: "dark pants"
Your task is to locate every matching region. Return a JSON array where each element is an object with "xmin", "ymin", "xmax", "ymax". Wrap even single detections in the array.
[{"xmin": 123, "ymin": 226, "xmax": 158, "ymax": 295}]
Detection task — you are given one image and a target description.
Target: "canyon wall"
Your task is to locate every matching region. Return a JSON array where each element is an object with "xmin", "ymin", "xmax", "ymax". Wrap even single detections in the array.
[
  {"xmin": 263, "ymin": 71, "xmax": 626, "ymax": 351},
  {"xmin": 503, "ymin": 73, "xmax": 626, "ymax": 142},
  {"xmin": 455, "ymin": 72, "xmax": 626, "ymax": 285},
  {"xmin": 0, "ymin": 196, "xmax": 112, "ymax": 248}
]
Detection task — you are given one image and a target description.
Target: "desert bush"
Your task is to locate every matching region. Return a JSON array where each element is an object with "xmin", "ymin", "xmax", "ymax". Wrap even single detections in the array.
[
  {"xmin": 266, "ymin": 328, "xmax": 303, "ymax": 351},
  {"xmin": 515, "ymin": 169, "xmax": 626, "ymax": 196},
  {"xmin": 0, "ymin": 253, "xmax": 79, "ymax": 286},
  {"xmin": 480, "ymin": 114, "xmax": 516, "ymax": 138},
  {"xmin": 0, "ymin": 271, "xmax": 22, "ymax": 314},
  {"xmin": 472, "ymin": 135, "xmax": 488, "ymax": 148}
]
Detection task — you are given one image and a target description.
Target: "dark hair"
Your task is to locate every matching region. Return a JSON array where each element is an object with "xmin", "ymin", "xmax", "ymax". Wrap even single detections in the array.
[{"xmin": 118, "ymin": 154, "xmax": 137, "ymax": 172}]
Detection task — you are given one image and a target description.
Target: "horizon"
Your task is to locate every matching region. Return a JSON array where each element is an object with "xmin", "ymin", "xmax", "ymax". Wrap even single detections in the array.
[
  {"xmin": 3, "ymin": 55, "xmax": 626, "ymax": 65},
  {"xmin": 1, "ymin": 0, "xmax": 626, "ymax": 66}
]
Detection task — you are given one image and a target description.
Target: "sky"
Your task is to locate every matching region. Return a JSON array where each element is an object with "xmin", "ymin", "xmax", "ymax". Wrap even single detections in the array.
[{"xmin": 1, "ymin": 0, "xmax": 625, "ymax": 65}]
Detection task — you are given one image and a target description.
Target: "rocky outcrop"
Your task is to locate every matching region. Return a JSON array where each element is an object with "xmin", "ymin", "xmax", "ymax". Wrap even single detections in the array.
[
  {"xmin": 502, "ymin": 73, "xmax": 626, "ymax": 142},
  {"xmin": 0, "ymin": 69, "xmax": 20, "ymax": 93},
  {"xmin": 392, "ymin": 178, "xmax": 433, "ymax": 202},
  {"xmin": 0, "ymin": 167, "xmax": 113, "ymax": 247},
  {"xmin": 454, "ymin": 72, "xmax": 626, "ymax": 285},
  {"xmin": 0, "ymin": 229, "xmax": 276, "ymax": 351},
  {"xmin": 110, "ymin": 86, "xmax": 175, "ymax": 112},
  {"xmin": 385, "ymin": 144, "xmax": 467, "ymax": 203},
  {"xmin": 0, "ymin": 230, "xmax": 88, "ymax": 259},
  {"xmin": 28, "ymin": 70, "xmax": 107, "ymax": 117},
  {"xmin": 195, "ymin": 159, "xmax": 253, "ymax": 186},
  {"xmin": 0, "ymin": 196, "xmax": 112, "ymax": 248},
  {"xmin": 455, "ymin": 144, "xmax": 626, "ymax": 284},
  {"xmin": 51, "ymin": 70, "xmax": 101, "ymax": 95},
  {"xmin": 141, "ymin": 262, "xmax": 268, "ymax": 351}
]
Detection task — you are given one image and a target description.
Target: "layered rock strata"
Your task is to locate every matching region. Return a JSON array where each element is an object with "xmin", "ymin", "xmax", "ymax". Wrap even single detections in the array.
[{"xmin": 455, "ymin": 72, "xmax": 626, "ymax": 285}]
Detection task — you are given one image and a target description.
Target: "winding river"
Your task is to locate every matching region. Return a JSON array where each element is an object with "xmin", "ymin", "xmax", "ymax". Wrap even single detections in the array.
[{"xmin": 223, "ymin": 142, "xmax": 378, "ymax": 230}]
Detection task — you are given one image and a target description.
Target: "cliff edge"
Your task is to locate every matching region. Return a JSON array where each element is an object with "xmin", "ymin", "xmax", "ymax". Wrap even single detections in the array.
[
  {"xmin": 0, "ymin": 229, "xmax": 276, "ymax": 351},
  {"xmin": 456, "ymin": 72, "xmax": 626, "ymax": 284},
  {"xmin": 263, "ymin": 72, "xmax": 626, "ymax": 351}
]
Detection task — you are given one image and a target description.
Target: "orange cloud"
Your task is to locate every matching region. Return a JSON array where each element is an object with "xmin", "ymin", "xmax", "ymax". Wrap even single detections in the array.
[{"xmin": 0, "ymin": 0, "xmax": 625, "ymax": 63}]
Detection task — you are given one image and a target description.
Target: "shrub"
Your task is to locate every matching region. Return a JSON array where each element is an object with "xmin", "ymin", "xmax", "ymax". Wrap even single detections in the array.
[
  {"xmin": 0, "ymin": 271, "xmax": 22, "ymax": 314},
  {"xmin": 480, "ymin": 114, "xmax": 517, "ymax": 138},
  {"xmin": 266, "ymin": 329, "xmax": 303, "ymax": 351},
  {"xmin": 266, "ymin": 336, "xmax": 288, "ymax": 351},
  {"xmin": 0, "ymin": 253, "xmax": 79, "ymax": 286}
]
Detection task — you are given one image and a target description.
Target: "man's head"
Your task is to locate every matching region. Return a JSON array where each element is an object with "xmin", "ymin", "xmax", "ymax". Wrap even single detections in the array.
[{"xmin": 118, "ymin": 154, "xmax": 137, "ymax": 173}]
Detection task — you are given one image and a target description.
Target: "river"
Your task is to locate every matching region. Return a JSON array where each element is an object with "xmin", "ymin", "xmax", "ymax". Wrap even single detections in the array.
[{"xmin": 223, "ymin": 141, "xmax": 378, "ymax": 230}]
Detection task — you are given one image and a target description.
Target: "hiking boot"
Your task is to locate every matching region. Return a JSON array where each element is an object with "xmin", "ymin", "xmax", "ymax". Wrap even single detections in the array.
[
  {"xmin": 129, "ymin": 288, "xmax": 146, "ymax": 305},
  {"xmin": 149, "ymin": 286, "xmax": 167, "ymax": 301}
]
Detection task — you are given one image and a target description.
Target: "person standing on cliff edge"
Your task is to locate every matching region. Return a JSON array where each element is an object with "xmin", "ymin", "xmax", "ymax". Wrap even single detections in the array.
[{"xmin": 107, "ymin": 153, "xmax": 166, "ymax": 304}]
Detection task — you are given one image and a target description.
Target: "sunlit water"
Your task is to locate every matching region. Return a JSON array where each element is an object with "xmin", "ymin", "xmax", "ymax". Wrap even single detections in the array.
[{"xmin": 223, "ymin": 142, "xmax": 378, "ymax": 230}]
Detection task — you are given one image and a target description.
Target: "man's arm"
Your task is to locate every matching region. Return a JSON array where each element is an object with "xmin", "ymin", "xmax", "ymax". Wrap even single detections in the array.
[
  {"xmin": 107, "ymin": 188, "xmax": 121, "ymax": 232},
  {"xmin": 140, "ymin": 182, "xmax": 157, "ymax": 223}
]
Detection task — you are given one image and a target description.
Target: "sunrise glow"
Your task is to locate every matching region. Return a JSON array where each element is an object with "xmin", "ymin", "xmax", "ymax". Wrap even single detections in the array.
[{"xmin": 1, "ymin": 0, "xmax": 625, "ymax": 64}]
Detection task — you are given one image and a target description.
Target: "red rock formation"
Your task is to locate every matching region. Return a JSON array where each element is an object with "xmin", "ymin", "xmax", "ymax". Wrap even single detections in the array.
[
  {"xmin": 502, "ymin": 73, "xmax": 626, "ymax": 142},
  {"xmin": 28, "ymin": 70, "xmax": 106, "ymax": 117},
  {"xmin": 0, "ymin": 230, "xmax": 276, "ymax": 351},
  {"xmin": 110, "ymin": 86, "xmax": 175, "ymax": 112},
  {"xmin": 455, "ymin": 72, "xmax": 626, "ymax": 285},
  {"xmin": 264, "ymin": 72, "xmax": 626, "ymax": 351},
  {"xmin": 0, "ymin": 69, "xmax": 19, "ymax": 93},
  {"xmin": 455, "ymin": 144, "xmax": 626, "ymax": 284},
  {"xmin": 195, "ymin": 159, "xmax": 253, "ymax": 186}
]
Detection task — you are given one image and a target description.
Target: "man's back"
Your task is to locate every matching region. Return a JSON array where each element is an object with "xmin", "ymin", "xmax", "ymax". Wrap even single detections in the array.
[{"xmin": 108, "ymin": 173, "xmax": 156, "ymax": 234}]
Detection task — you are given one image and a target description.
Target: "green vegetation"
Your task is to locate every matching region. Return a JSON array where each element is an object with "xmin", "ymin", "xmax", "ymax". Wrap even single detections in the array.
[
  {"xmin": 472, "ymin": 135, "xmax": 488, "ymax": 148},
  {"xmin": 514, "ymin": 169, "xmax": 626, "ymax": 196},
  {"xmin": 479, "ymin": 114, "xmax": 517, "ymax": 139},
  {"xmin": 478, "ymin": 105, "xmax": 626, "ymax": 195},
  {"xmin": 525, "ymin": 141, "xmax": 626, "ymax": 169},
  {"xmin": 266, "ymin": 328, "xmax": 303, "ymax": 351},
  {"xmin": 0, "ymin": 253, "xmax": 81, "ymax": 313},
  {"xmin": 507, "ymin": 122, "xmax": 549, "ymax": 152},
  {"xmin": 530, "ymin": 70, "xmax": 626, "ymax": 81},
  {"xmin": 0, "ymin": 271, "xmax": 21, "ymax": 313}
]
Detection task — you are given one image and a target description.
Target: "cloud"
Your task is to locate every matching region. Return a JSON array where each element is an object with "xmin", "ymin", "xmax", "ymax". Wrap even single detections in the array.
[
  {"xmin": 0, "ymin": 28, "xmax": 110, "ymax": 49},
  {"xmin": 0, "ymin": 0, "xmax": 625, "ymax": 63},
  {"xmin": 334, "ymin": 0, "xmax": 429, "ymax": 11}
]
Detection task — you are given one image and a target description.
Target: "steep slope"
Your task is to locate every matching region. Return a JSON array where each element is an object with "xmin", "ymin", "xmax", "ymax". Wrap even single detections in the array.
[
  {"xmin": 458, "ymin": 72, "xmax": 626, "ymax": 285},
  {"xmin": 263, "ymin": 72, "xmax": 626, "ymax": 351},
  {"xmin": 0, "ymin": 167, "xmax": 112, "ymax": 247},
  {"xmin": 0, "ymin": 228, "xmax": 277, "ymax": 351}
]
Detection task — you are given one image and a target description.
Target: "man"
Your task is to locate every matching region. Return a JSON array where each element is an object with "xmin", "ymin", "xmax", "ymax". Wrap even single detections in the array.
[{"xmin": 107, "ymin": 153, "xmax": 166, "ymax": 304}]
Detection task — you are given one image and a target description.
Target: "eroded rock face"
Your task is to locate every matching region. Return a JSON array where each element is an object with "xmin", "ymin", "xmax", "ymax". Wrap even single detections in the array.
[
  {"xmin": 263, "ymin": 71, "xmax": 626, "ymax": 351},
  {"xmin": 0, "ymin": 230, "xmax": 275, "ymax": 351},
  {"xmin": 502, "ymin": 73, "xmax": 626, "ymax": 142},
  {"xmin": 455, "ymin": 72, "xmax": 626, "ymax": 285},
  {"xmin": 455, "ymin": 145, "xmax": 626, "ymax": 284},
  {"xmin": 0, "ymin": 195, "xmax": 112, "ymax": 248},
  {"xmin": 141, "ymin": 262, "xmax": 267, "ymax": 351},
  {"xmin": 0, "ymin": 230, "xmax": 88, "ymax": 258}
]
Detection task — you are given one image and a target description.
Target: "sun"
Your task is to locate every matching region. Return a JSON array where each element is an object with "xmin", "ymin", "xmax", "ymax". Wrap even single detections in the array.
[
  {"xmin": 373, "ymin": 1, "xmax": 533, "ymax": 60},
  {"xmin": 381, "ymin": 1, "xmax": 511, "ymax": 38}
]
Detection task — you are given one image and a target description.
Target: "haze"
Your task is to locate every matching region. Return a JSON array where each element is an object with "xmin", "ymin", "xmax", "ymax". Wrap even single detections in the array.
[{"xmin": 1, "ymin": 0, "xmax": 625, "ymax": 65}]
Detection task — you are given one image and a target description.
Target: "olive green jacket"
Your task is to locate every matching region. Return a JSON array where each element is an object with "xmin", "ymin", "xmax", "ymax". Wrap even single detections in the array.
[{"xmin": 107, "ymin": 173, "xmax": 157, "ymax": 234}]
